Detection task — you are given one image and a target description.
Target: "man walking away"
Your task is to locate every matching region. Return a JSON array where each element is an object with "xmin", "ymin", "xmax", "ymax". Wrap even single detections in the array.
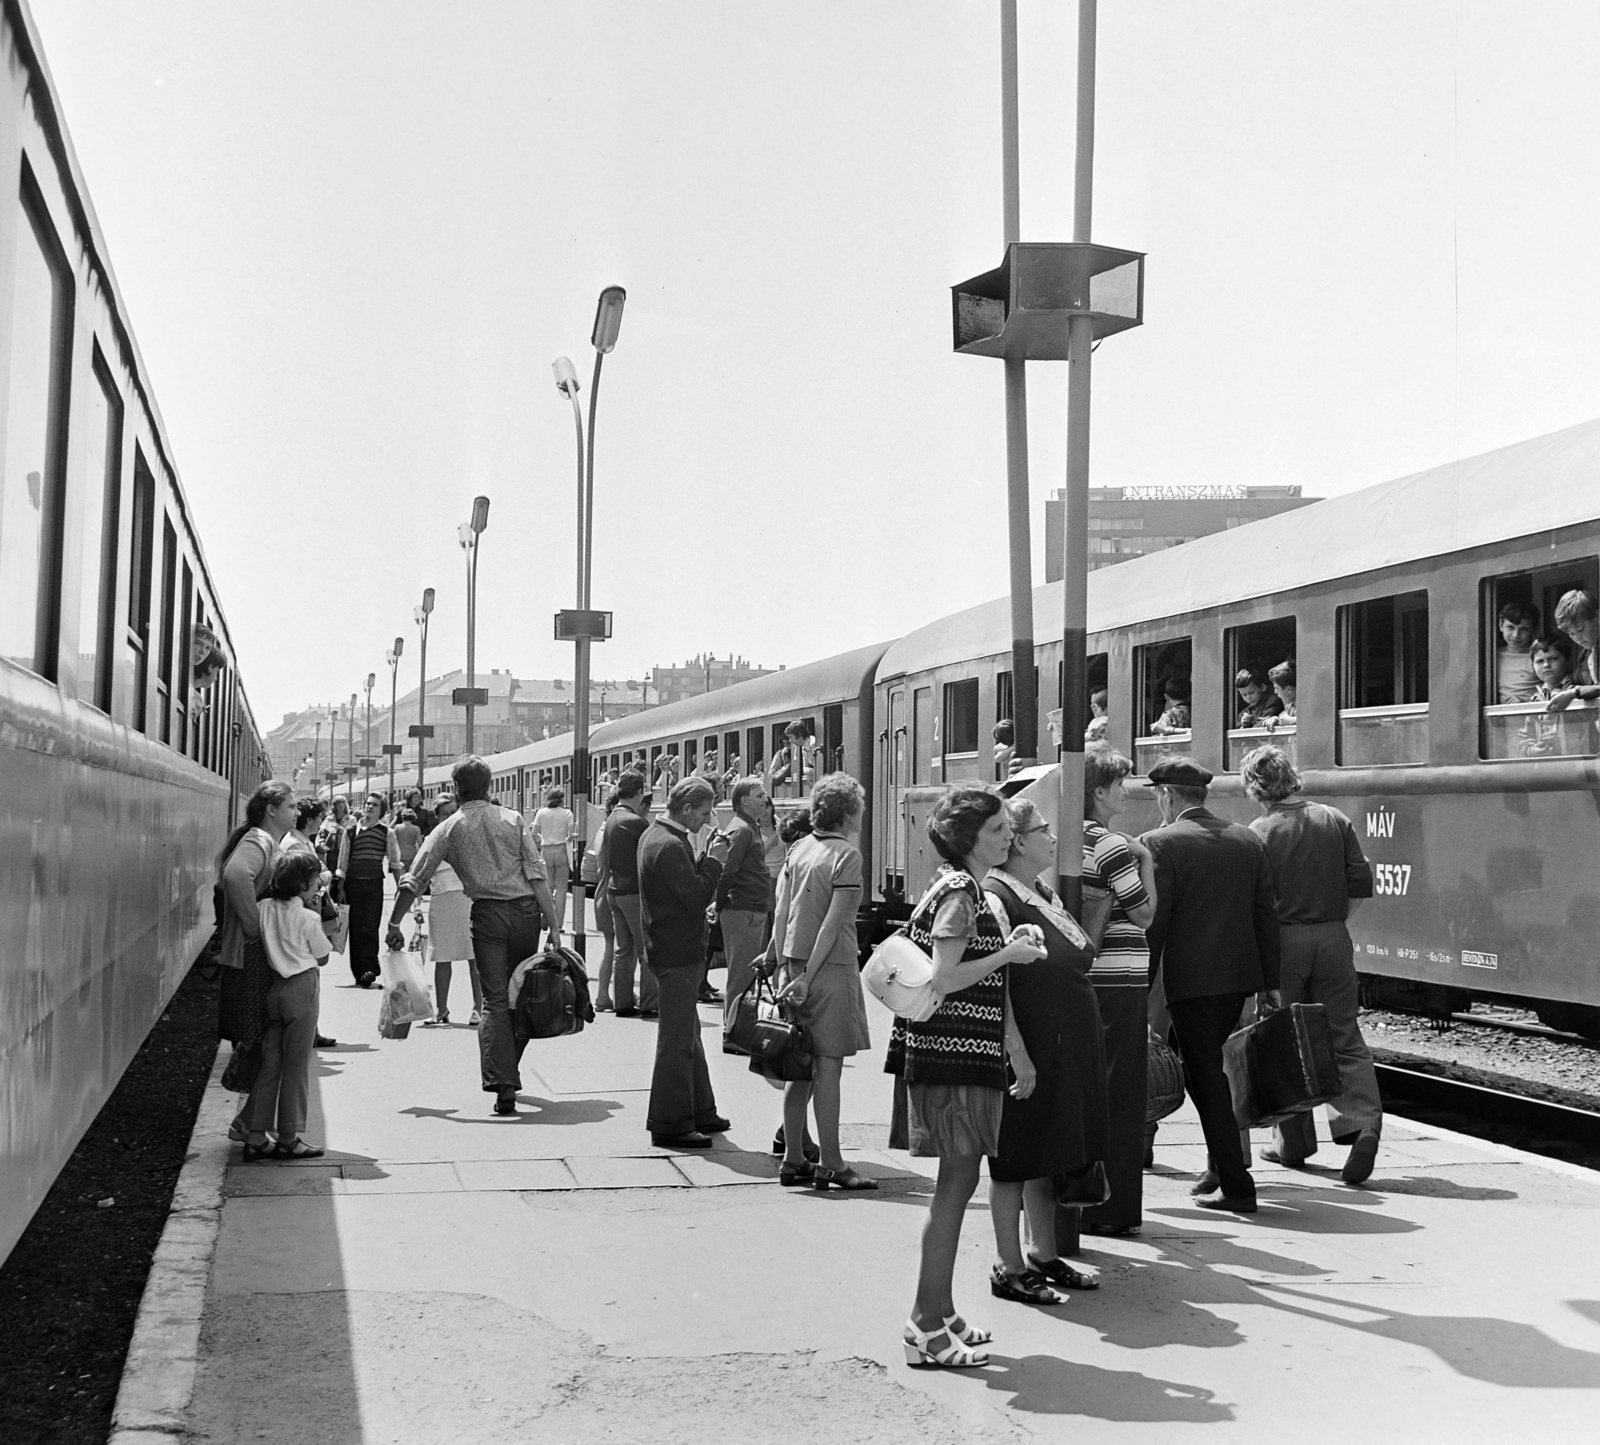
[
  {"xmin": 388, "ymin": 756, "xmax": 562, "ymax": 1116},
  {"xmin": 1243, "ymin": 745, "xmax": 1382, "ymax": 1184},
  {"xmin": 640, "ymin": 777, "xmax": 732, "ymax": 1148},
  {"xmin": 1142, "ymin": 757, "xmax": 1281, "ymax": 1213},
  {"xmin": 595, "ymin": 771, "xmax": 658, "ymax": 1016},
  {"xmin": 717, "ymin": 776, "xmax": 773, "ymax": 1035}
]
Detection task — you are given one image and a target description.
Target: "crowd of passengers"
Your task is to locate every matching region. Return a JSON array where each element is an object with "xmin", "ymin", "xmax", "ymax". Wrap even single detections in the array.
[{"xmin": 1495, "ymin": 588, "xmax": 1600, "ymax": 756}]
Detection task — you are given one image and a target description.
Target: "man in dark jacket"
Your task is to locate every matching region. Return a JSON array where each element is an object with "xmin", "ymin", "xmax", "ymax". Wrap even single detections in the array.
[
  {"xmin": 639, "ymin": 777, "xmax": 732, "ymax": 1148},
  {"xmin": 1143, "ymin": 757, "xmax": 1281, "ymax": 1212}
]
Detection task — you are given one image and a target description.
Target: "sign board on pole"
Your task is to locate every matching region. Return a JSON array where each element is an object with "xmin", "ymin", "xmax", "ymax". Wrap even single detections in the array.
[
  {"xmin": 381, "ymin": 743, "xmax": 404, "ymax": 756},
  {"xmin": 554, "ymin": 609, "xmax": 613, "ymax": 642},
  {"xmin": 408, "ymin": 724, "xmax": 435, "ymax": 738},
  {"xmin": 451, "ymin": 687, "xmax": 489, "ymax": 707}
]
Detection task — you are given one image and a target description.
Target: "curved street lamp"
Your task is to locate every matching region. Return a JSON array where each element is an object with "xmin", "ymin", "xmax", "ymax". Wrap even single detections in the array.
[
  {"xmin": 385, "ymin": 637, "xmax": 404, "ymax": 802},
  {"xmin": 459, "ymin": 500, "xmax": 489, "ymax": 753},
  {"xmin": 551, "ymin": 283, "xmax": 626, "ymax": 958},
  {"xmin": 346, "ymin": 692, "xmax": 357, "ymax": 804},
  {"xmin": 363, "ymin": 671, "xmax": 376, "ymax": 796},
  {"xmin": 414, "ymin": 587, "xmax": 435, "ymax": 789}
]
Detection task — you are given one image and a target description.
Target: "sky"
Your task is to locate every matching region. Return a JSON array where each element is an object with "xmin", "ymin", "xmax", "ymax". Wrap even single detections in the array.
[{"xmin": 27, "ymin": 1, "xmax": 1600, "ymax": 729}]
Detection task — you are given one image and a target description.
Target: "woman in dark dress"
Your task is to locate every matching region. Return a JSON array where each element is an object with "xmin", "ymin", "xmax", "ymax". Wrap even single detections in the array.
[{"xmin": 984, "ymin": 796, "xmax": 1110, "ymax": 1304}]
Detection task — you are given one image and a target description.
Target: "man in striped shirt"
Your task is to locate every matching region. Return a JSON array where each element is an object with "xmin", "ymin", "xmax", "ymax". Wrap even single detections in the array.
[{"xmin": 1080, "ymin": 747, "xmax": 1158, "ymax": 1235}]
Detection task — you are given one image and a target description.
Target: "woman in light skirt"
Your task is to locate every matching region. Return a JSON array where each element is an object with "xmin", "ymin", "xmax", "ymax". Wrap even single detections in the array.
[{"xmin": 424, "ymin": 795, "xmax": 481, "ymax": 1026}]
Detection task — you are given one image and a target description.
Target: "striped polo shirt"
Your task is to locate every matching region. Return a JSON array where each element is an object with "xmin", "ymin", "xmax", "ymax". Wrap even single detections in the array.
[{"xmin": 1083, "ymin": 819, "xmax": 1150, "ymax": 986}]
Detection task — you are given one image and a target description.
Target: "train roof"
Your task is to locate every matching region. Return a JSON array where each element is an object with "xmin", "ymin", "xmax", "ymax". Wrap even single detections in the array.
[
  {"xmin": 590, "ymin": 641, "xmax": 893, "ymax": 751},
  {"xmin": 879, "ymin": 417, "xmax": 1600, "ymax": 676}
]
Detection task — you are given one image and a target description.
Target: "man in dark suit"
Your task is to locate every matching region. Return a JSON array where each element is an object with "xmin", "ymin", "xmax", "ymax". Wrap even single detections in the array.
[{"xmin": 1143, "ymin": 757, "xmax": 1281, "ymax": 1212}]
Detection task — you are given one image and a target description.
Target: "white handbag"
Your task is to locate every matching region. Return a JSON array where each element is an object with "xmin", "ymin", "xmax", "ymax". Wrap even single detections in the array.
[{"xmin": 862, "ymin": 930, "xmax": 941, "ymax": 1022}]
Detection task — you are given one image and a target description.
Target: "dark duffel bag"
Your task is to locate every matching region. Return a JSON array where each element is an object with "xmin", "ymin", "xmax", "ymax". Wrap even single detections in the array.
[
  {"xmin": 1223, "ymin": 1002, "xmax": 1341, "ymax": 1127},
  {"xmin": 510, "ymin": 947, "xmax": 594, "ymax": 1041}
]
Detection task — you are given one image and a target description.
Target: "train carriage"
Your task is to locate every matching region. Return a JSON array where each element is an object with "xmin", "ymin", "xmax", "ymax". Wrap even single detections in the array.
[
  {"xmin": 0, "ymin": 0, "xmax": 270, "ymax": 1262},
  {"xmin": 873, "ymin": 419, "xmax": 1600, "ymax": 1034}
]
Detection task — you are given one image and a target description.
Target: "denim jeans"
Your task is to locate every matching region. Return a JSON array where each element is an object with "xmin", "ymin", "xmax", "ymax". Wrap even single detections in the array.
[{"xmin": 470, "ymin": 897, "xmax": 544, "ymax": 1093}]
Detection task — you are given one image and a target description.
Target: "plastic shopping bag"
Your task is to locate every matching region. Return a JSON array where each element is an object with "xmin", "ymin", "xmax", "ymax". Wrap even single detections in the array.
[
  {"xmin": 323, "ymin": 903, "xmax": 350, "ymax": 955},
  {"xmin": 377, "ymin": 947, "xmax": 434, "ymax": 1037}
]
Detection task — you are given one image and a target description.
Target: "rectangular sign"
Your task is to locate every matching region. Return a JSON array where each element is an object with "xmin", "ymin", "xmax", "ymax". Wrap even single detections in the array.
[
  {"xmin": 1461, "ymin": 950, "xmax": 1499, "ymax": 970},
  {"xmin": 381, "ymin": 743, "xmax": 404, "ymax": 756},
  {"xmin": 407, "ymin": 724, "xmax": 435, "ymax": 738},
  {"xmin": 452, "ymin": 687, "xmax": 489, "ymax": 707},
  {"xmin": 554, "ymin": 608, "xmax": 613, "ymax": 642},
  {"xmin": 358, "ymin": 757, "xmax": 377, "ymax": 767}
]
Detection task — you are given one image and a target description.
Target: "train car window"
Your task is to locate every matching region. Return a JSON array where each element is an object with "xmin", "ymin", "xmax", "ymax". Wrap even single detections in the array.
[
  {"xmin": 913, "ymin": 686, "xmax": 932, "ymax": 784},
  {"xmin": 1224, "ymin": 618, "xmax": 1297, "ymax": 770},
  {"xmin": 822, "ymin": 705, "xmax": 843, "ymax": 772},
  {"xmin": 176, "ymin": 562, "xmax": 192, "ymax": 751},
  {"xmin": 942, "ymin": 679, "xmax": 980, "ymax": 775},
  {"xmin": 125, "ymin": 454, "xmax": 156, "ymax": 732},
  {"xmin": 0, "ymin": 181, "xmax": 73, "ymax": 678},
  {"xmin": 723, "ymin": 731, "xmax": 739, "ymax": 771},
  {"xmin": 683, "ymin": 737, "xmax": 697, "ymax": 773},
  {"xmin": 156, "ymin": 517, "xmax": 176, "ymax": 743},
  {"xmin": 745, "ymin": 726, "xmax": 764, "ymax": 772},
  {"xmin": 996, "ymin": 670, "xmax": 1013, "ymax": 724},
  {"xmin": 75, "ymin": 352, "xmax": 122, "ymax": 711},
  {"xmin": 1481, "ymin": 558, "xmax": 1599, "ymax": 760},
  {"xmin": 1133, "ymin": 637, "xmax": 1192, "ymax": 775},
  {"xmin": 702, "ymin": 734, "xmax": 717, "ymax": 768},
  {"xmin": 1338, "ymin": 590, "xmax": 1428, "ymax": 766}
]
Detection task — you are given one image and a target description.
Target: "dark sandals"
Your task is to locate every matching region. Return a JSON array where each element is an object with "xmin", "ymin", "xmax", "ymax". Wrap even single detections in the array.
[
  {"xmin": 812, "ymin": 1166, "xmax": 879, "ymax": 1192},
  {"xmin": 1028, "ymin": 1253, "xmax": 1100, "ymax": 1290},
  {"xmin": 990, "ymin": 1264, "xmax": 1066, "ymax": 1305},
  {"xmin": 778, "ymin": 1161, "xmax": 815, "ymax": 1186}
]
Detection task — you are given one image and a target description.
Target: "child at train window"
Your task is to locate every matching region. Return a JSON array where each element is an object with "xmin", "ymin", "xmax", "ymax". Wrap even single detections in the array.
[
  {"xmin": 1267, "ymin": 660, "xmax": 1297, "ymax": 722},
  {"xmin": 1551, "ymin": 589, "xmax": 1600, "ymax": 697},
  {"xmin": 1148, "ymin": 676, "xmax": 1191, "ymax": 735},
  {"xmin": 1523, "ymin": 633, "xmax": 1596, "ymax": 757},
  {"xmin": 1496, "ymin": 599, "xmax": 1541, "ymax": 703},
  {"xmin": 993, "ymin": 718, "xmax": 1015, "ymax": 779},
  {"xmin": 1085, "ymin": 690, "xmax": 1109, "ymax": 744},
  {"xmin": 1234, "ymin": 667, "xmax": 1283, "ymax": 729}
]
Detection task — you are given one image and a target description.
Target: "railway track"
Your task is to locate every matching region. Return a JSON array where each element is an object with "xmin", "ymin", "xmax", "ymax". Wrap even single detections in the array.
[
  {"xmin": 1375, "ymin": 1060, "xmax": 1600, "ymax": 1168},
  {"xmin": 1447, "ymin": 1012, "xmax": 1600, "ymax": 1050}
]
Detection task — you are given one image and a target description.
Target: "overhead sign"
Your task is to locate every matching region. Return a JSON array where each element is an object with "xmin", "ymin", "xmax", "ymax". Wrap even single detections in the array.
[
  {"xmin": 452, "ymin": 687, "xmax": 489, "ymax": 707},
  {"xmin": 555, "ymin": 609, "xmax": 613, "ymax": 642},
  {"xmin": 358, "ymin": 756, "xmax": 377, "ymax": 767},
  {"xmin": 408, "ymin": 724, "xmax": 436, "ymax": 738},
  {"xmin": 381, "ymin": 743, "xmax": 403, "ymax": 756}
]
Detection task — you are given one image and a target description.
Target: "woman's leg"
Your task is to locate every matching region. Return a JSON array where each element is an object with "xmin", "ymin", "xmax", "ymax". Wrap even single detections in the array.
[
  {"xmin": 435, "ymin": 959, "xmax": 453, "ymax": 1017},
  {"xmin": 810, "ymin": 1055, "xmax": 845, "ymax": 1171},
  {"xmin": 1021, "ymin": 1177, "xmax": 1058, "ymax": 1262},
  {"xmin": 782, "ymin": 1080, "xmax": 813, "ymax": 1165},
  {"xmin": 989, "ymin": 1179, "xmax": 1027, "ymax": 1275},
  {"xmin": 911, "ymin": 1154, "xmax": 982, "ymax": 1330},
  {"xmin": 596, "ymin": 926, "xmax": 615, "ymax": 1008}
]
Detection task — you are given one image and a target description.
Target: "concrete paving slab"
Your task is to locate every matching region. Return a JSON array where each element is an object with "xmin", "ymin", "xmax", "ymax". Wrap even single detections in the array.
[{"xmin": 157, "ymin": 962, "xmax": 1600, "ymax": 1445}]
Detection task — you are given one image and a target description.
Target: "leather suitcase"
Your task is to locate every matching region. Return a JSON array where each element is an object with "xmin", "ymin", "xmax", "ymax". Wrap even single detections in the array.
[{"xmin": 1222, "ymin": 1003, "xmax": 1341, "ymax": 1127}]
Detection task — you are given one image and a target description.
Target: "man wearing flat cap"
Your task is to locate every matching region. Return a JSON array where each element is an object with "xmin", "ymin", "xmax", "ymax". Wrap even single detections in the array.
[{"xmin": 1142, "ymin": 756, "xmax": 1281, "ymax": 1212}]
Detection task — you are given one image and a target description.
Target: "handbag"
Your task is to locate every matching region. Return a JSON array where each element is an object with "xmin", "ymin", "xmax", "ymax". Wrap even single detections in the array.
[
  {"xmin": 1056, "ymin": 1160, "xmax": 1112, "ymax": 1208},
  {"xmin": 748, "ymin": 1014, "xmax": 813, "ymax": 1082},
  {"xmin": 723, "ymin": 972, "xmax": 770, "ymax": 1056},
  {"xmin": 1146, "ymin": 1029, "xmax": 1185, "ymax": 1123},
  {"xmin": 861, "ymin": 930, "xmax": 940, "ymax": 1022}
]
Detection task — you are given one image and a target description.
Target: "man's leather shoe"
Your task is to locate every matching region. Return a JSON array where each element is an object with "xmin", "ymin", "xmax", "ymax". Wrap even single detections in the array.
[
  {"xmin": 698, "ymin": 988, "xmax": 723, "ymax": 1005},
  {"xmin": 1189, "ymin": 1170, "xmax": 1221, "ymax": 1196},
  {"xmin": 315, "ymin": 1034, "xmax": 337, "ymax": 1048},
  {"xmin": 1194, "ymin": 1192, "xmax": 1257, "ymax": 1214},
  {"xmin": 651, "ymin": 1130, "xmax": 712, "ymax": 1149},
  {"xmin": 1258, "ymin": 1146, "xmax": 1308, "ymax": 1168},
  {"xmin": 615, "ymin": 1007, "xmax": 638, "ymax": 1018},
  {"xmin": 701, "ymin": 1115, "xmax": 731, "ymax": 1133},
  {"xmin": 639, "ymin": 1009, "xmax": 659, "ymax": 1019},
  {"xmin": 493, "ymin": 1091, "xmax": 518, "ymax": 1116},
  {"xmin": 1341, "ymin": 1130, "xmax": 1380, "ymax": 1185}
]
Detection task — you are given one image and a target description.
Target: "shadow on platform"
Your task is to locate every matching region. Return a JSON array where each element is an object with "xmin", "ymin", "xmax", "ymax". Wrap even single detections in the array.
[
  {"xmin": 398, "ymin": 1096, "xmax": 623, "ymax": 1126},
  {"xmin": 972, "ymin": 1352, "xmax": 1233, "ymax": 1423}
]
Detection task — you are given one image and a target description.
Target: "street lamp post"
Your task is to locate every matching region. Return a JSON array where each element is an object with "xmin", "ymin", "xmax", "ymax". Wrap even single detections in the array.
[
  {"xmin": 553, "ymin": 283, "xmax": 626, "ymax": 960},
  {"xmin": 346, "ymin": 692, "xmax": 357, "ymax": 804},
  {"xmin": 385, "ymin": 637, "xmax": 405, "ymax": 802},
  {"xmin": 313, "ymin": 717, "xmax": 322, "ymax": 799},
  {"xmin": 458, "ymin": 499, "xmax": 490, "ymax": 754},
  {"xmin": 363, "ymin": 672, "xmax": 376, "ymax": 797},
  {"xmin": 413, "ymin": 588, "xmax": 435, "ymax": 790}
]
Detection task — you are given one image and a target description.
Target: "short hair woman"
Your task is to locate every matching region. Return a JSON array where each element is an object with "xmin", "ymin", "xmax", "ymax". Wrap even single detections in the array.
[
  {"xmin": 889, "ymin": 784, "xmax": 1046, "ymax": 1369},
  {"xmin": 420, "ymin": 794, "xmax": 483, "ymax": 1027}
]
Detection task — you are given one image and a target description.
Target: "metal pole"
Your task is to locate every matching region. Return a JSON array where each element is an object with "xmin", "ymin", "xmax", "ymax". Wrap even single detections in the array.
[
  {"xmin": 388, "ymin": 660, "xmax": 399, "ymax": 801},
  {"xmin": 364, "ymin": 684, "xmax": 373, "ymax": 796},
  {"xmin": 465, "ymin": 544, "xmax": 477, "ymax": 755},
  {"xmin": 417, "ymin": 616, "xmax": 428, "ymax": 790},
  {"xmin": 347, "ymin": 695, "xmax": 355, "ymax": 804},
  {"xmin": 1056, "ymin": 0, "xmax": 1096, "ymax": 917},
  {"xmin": 1000, "ymin": 0, "xmax": 1038, "ymax": 768},
  {"xmin": 569, "ymin": 351, "xmax": 604, "ymax": 959},
  {"xmin": 315, "ymin": 719, "xmax": 322, "ymax": 800}
]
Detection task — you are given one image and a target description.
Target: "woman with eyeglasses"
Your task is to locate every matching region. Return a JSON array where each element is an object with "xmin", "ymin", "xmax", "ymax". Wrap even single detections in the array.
[
  {"xmin": 1080, "ymin": 747, "xmax": 1158, "ymax": 1236},
  {"xmin": 982, "ymin": 796, "xmax": 1109, "ymax": 1305}
]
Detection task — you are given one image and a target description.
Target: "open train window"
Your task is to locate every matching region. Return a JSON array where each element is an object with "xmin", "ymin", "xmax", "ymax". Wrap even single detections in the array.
[
  {"xmin": 1480, "ymin": 558, "xmax": 1599, "ymax": 760},
  {"xmin": 1057, "ymin": 654, "xmax": 1109, "ymax": 748},
  {"xmin": 942, "ymin": 679, "xmax": 980, "ymax": 781},
  {"xmin": 822, "ymin": 704, "xmax": 843, "ymax": 772},
  {"xmin": 1223, "ymin": 618, "xmax": 1297, "ymax": 770},
  {"xmin": 683, "ymin": 737, "xmax": 697, "ymax": 774},
  {"xmin": 125, "ymin": 455, "xmax": 155, "ymax": 733},
  {"xmin": 1133, "ymin": 637, "xmax": 1192, "ymax": 775},
  {"xmin": 745, "ymin": 726, "xmax": 764, "ymax": 772},
  {"xmin": 76, "ymin": 351, "xmax": 122, "ymax": 713},
  {"xmin": 1338, "ymin": 591, "xmax": 1428, "ymax": 766}
]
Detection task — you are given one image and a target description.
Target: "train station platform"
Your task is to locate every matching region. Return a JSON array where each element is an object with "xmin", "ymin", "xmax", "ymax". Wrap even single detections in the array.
[{"xmin": 115, "ymin": 947, "xmax": 1600, "ymax": 1444}]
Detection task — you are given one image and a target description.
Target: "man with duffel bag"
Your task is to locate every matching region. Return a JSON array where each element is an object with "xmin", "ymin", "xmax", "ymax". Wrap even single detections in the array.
[
  {"xmin": 1142, "ymin": 757, "xmax": 1281, "ymax": 1214},
  {"xmin": 1243, "ymin": 745, "xmax": 1382, "ymax": 1184}
]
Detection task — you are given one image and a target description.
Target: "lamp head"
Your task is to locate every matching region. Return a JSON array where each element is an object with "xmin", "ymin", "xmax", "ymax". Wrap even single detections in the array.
[
  {"xmin": 591, "ymin": 286, "xmax": 626, "ymax": 354},
  {"xmin": 350, "ymin": 692, "xmax": 357, "ymax": 707},
  {"xmin": 458, "ymin": 521, "xmax": 474, "ymax": 549},
  {"xmin": 553, "ymin": 356, "xmax": 579, "ymax": 397},
  {"xmin": 366, "ymin": 672, "xmax": 376, "ymax": 691},
  {"xmin": 471, "ymin": 496, "xmax": 490, "ymax": 534},
  {"xmin": 393, "ymin": 636, "xmax": 405, "ymax": 659},
  {"xmin": 422, "ymin": 586, "xmax": 435, "ymax": 615}
]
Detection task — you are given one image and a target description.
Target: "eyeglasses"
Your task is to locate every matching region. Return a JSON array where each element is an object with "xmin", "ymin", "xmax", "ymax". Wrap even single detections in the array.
[{"xmin": 1023, "ymin": 823, "xmax": 1054, "ymax": 838}]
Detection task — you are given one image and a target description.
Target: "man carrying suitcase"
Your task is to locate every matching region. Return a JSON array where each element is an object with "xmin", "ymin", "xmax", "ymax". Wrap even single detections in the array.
[
  {"xmin": 1242, "ymin": 745, "xmax": 1382, "ymax": 1184},
  {"xmin": 1143, "ymin": 757, "xmax": 1281, "ymax": 1213}
]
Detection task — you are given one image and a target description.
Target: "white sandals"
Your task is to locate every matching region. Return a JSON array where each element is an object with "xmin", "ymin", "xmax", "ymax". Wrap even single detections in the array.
[{"xmin": 902, "ymin": 1318, "xmax": 990, "ymax": 1368}]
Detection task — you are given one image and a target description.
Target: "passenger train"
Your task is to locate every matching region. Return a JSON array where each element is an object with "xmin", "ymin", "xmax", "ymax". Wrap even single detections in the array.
[
  {"xmin": 0, "ymin": 3, "xmax": 270, "ymax": 1261},
  {"xmin": 339, "ymin": 420, "xmax": 1600, "ymax": 1041}
]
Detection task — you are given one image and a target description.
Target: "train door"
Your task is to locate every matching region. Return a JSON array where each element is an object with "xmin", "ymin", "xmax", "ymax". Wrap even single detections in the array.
[{"xmin": 885, "ymin": 686, "xmax": 908, "ymax": 902}]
